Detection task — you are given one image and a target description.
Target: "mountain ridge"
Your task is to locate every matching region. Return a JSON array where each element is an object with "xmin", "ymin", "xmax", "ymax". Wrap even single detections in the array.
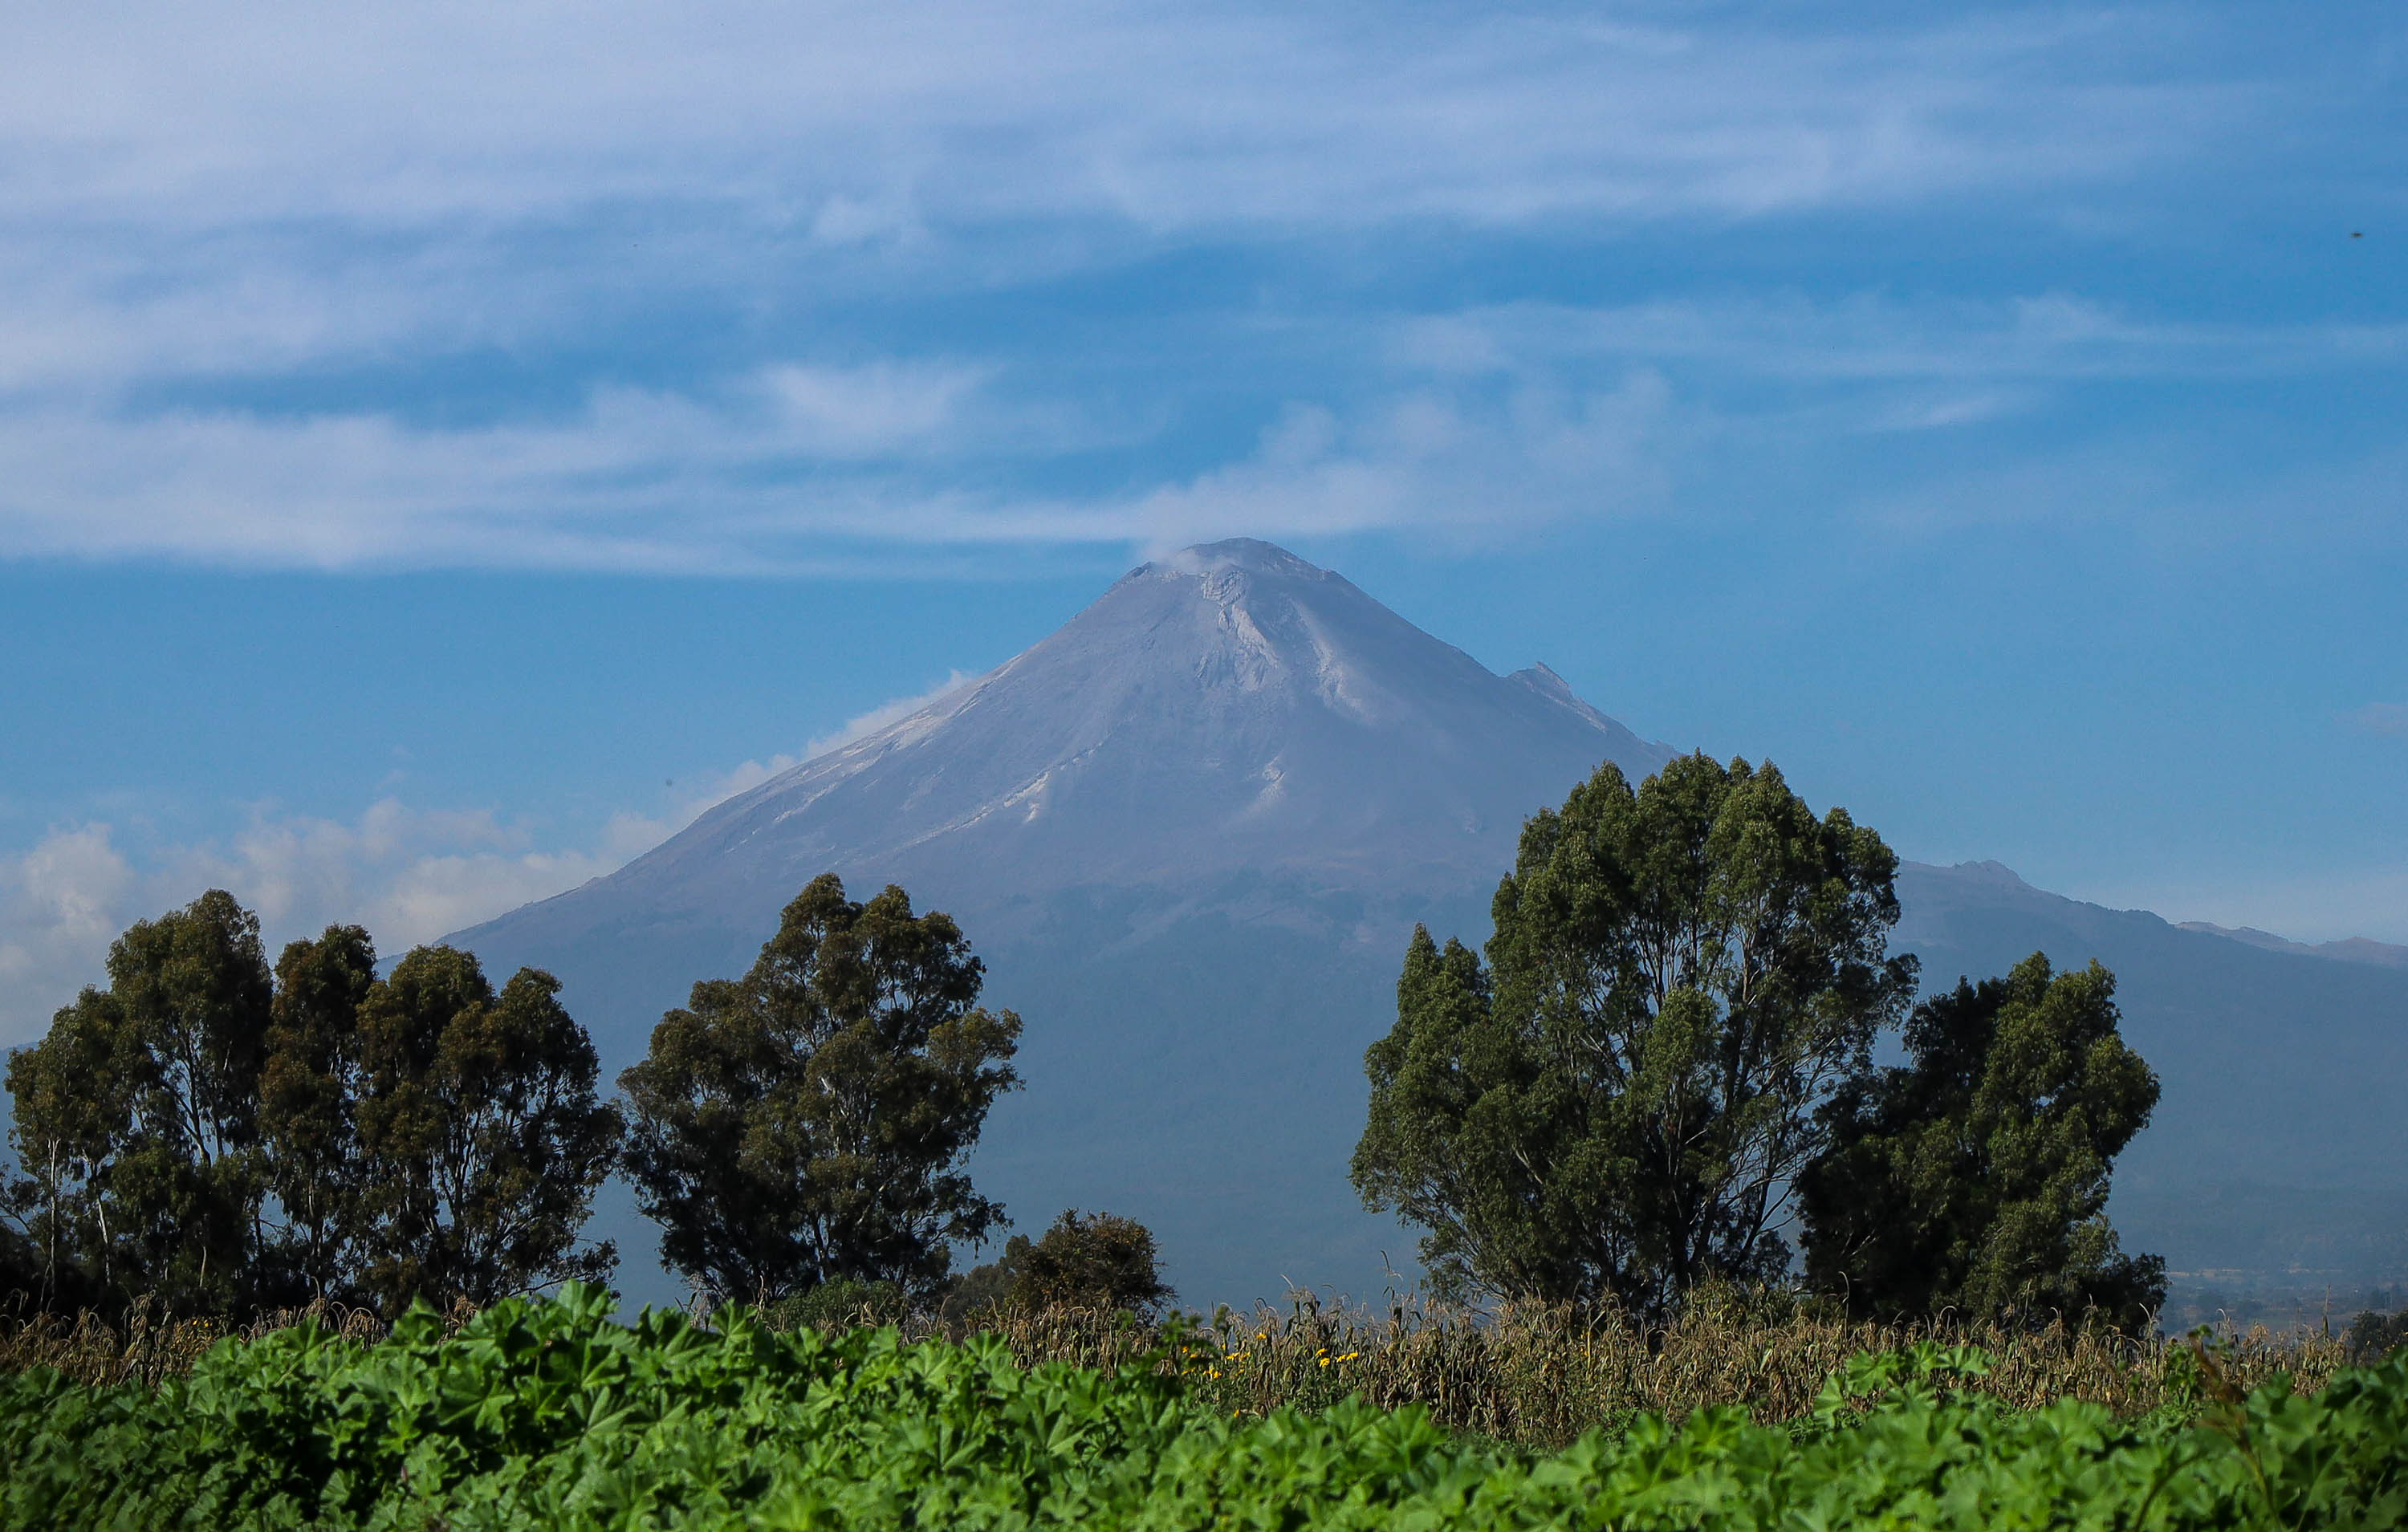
[{"xmin": 2174, "ymin": 920, "xmax": 2408, "ymax": 970}]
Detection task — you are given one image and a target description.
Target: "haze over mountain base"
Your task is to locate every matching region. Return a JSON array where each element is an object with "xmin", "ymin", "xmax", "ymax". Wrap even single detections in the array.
[{"xmin": 451, "ymin": 542, "xmax": 2408, "ymax": 1315}]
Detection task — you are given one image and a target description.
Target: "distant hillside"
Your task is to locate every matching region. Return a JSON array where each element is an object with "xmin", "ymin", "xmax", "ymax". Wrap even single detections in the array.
[
  {"xmin": 2175, "ymin": 921, "xmax": 2408, "ymax": 970},
  {"xmin": 1899, "ymin": 862, "xmax": 2408, "ymax": 1308}
]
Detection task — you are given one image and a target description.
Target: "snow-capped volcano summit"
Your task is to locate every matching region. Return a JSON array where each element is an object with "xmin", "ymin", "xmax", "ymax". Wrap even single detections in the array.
[{"xmin": 468, "ymin": 538, "xmax": 1667, "ymax": 971}]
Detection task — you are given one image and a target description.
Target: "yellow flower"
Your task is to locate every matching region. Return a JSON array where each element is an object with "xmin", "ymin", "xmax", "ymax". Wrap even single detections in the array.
[{"xmin": 1318, "ymin": 1357, "xmax": 1331, "ymax": 1367}]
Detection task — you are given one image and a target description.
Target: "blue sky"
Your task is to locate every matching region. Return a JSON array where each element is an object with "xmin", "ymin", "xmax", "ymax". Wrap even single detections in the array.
[{"xmin": 2, "ymin": 1, "xmax": 2404, "ymax": 1040}]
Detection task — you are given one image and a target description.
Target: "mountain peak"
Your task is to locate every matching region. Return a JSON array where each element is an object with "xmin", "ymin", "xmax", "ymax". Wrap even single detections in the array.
[
  {"xmin": 1146, "ymin": 537, "xmax": 1332, "ymax": 583},
  {"xmin": 457, "ymin": 542, "xmax": 1671, "ymax": 938}
]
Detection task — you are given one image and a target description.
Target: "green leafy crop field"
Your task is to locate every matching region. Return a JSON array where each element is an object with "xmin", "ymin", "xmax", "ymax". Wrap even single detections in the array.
[{"xmin": 3, "ymin": 1286, "xmax": 2402, "ymax": 1530}]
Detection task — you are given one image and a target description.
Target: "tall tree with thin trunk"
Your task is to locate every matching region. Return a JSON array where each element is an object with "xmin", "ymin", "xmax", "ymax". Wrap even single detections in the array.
[
  {"xmin": 258, "ymin": 924, "xmax": 379, "ymax": 1306},
  {"xmin": 2, "ymin": 891, "xmax": 274, "ymax": 1315}
]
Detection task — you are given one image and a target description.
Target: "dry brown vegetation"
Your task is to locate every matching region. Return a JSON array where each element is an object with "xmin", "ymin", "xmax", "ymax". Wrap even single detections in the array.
[
  {"xmin": 861, "ymin": 1290, "xmax": 2348, "ymax": 1448},
  {"xmin": 0, "ymin": 1298, "xmax": 405, "ymax": 1388},
  {"xmin": 5, "ymin": 1288, "xmax": 2348, "ymax": 1450}
]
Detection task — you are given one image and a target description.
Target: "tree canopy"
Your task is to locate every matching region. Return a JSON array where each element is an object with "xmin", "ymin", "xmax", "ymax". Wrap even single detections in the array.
[
  {"xmin": 1352, "ymin": 754, "xmax": 1918, "ymax": 1318},
  {"xmin": 3, "ymin": 891, "xmax": 274, "ymax": 1315},
  {"xmin": 620, "ymin": 874, "xmax": 1022, "ymax": 1302},
  {"xmin": 1799, "ymin": 953, "xmax": 2166, "ymax": 1328},
  {"xmin": 4, "ymin": 893, "xmax": 620, "ymax": 1319},
  {"xmin": 258, "ymin": 924, "xmax": 379, "ymax": 1306},
  {"xmin": 354, "ymin": 946, "xmax": 623, "ymax": 1311}
]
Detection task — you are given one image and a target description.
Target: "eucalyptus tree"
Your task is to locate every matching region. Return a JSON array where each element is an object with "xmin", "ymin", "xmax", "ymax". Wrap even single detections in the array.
[
  {"xmin": 1799, "ymin": 953, "xmax": 2166, "ymax": 1329},
  {"xmin": 257, "ymin": 924, "xmax": 379, "ymax": 1305},
  {"xmin": 2, "ymin": 890, "xmax": 274, "ymax": 1315},
  {"xmin": 354, "ymin": 948, "xmax": 623, "ymax": 1310},
  {"xmin": 620, "ymin": 874, "xmax": 1022, "ymax": 1302},
  {"xmin": 1352, "ymin": 754, "xmax": 1918, "ymax": 1319}
]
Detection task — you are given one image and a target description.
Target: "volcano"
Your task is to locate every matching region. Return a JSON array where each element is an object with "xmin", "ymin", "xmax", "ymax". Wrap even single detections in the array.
[
  {"xmin": 455, "ymin": 538, "xmax": 1672, "ymax": 1304},
  {"xmin": 472, "ymin": 538, "xmax": 1667, "ymax": 952},
  {"xmin": 454, "ymin": 539, "xmax": 2408, "ymax": 1315}
]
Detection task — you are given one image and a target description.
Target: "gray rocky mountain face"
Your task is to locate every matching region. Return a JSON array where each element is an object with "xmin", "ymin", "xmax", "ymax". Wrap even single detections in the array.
[
  {"xmin": 454, "ymin": 540, "xmax": 2408, "ymax": 1317},
  {"xmin": 498, "ymin": 538, "xmax": 1667, "ymax": 938}
]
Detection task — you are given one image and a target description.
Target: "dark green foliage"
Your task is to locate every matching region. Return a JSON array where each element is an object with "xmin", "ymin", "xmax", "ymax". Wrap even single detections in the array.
[
  {"xmin": 767, "ymin": 1278, "xmax": 908, "ymax": 1331},
  {"xmin": 5, "ymin": 1286, "xmax": 2407, "ymax": 1530},
  {"xmin": 1016, "ymin": 1209, "xmax": 1172, "ymax": 1315},
  {"xmin": 2, "ymin": 892, "xmax": 275, "ymax": 1316},
  {"xmin": 1353, "ymin": 755, "xmax": 1917, "ymax": 1317},
  {"xmin": 939, "ymin": 1241, "xmax": 1026, "ymax": 1323},
  {"xmin": 6, "ymin": 897, "xmax": 621, "ymax": 1319},
  {"xmin": 620, "ymin": 874, "xmax": 1022, "ymax": 1303},
  {"xmin": 354, "ymin": 947, "xmax": 623, "ymax": 1311},
  {"xmin": 947, "ymin": 1209, "xmax": 1173, "ymax": 1321},
  {"xmin": 257, "ymin": 925, "xmax": 378, "ymax": 1306},
  {"xmin": 1800, "ymin": 953, "xmax": 2166, "ymax": 1328}
]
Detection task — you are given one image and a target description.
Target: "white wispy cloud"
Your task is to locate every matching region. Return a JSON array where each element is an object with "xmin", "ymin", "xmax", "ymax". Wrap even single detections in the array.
[
  {"xmin": 0, "ymin": 807, "xmax": 612, "ymax": 1045},
  {"xmin": 0, "ymin": 6, "xmax": 2235, "ymax": 237},
  {"xmin": 0, "ymin": 2, "xmax": 2231, "ymax": 413},
  {"xmin": 803, "ymin": 673, "xmax": 981, "ymax": 756},
  {"xmin": 0, "ymin": 4, "xmax": 2383, "ymax": 574},
  {"xmin": 10, "ymin": 278, "xmax": 2402, "ymax": 571}
]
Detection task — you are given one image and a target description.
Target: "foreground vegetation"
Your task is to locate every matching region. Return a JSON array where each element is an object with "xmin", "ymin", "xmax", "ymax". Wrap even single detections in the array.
[
  {"xmin": 5, "ymin": 1286, "xmax": 2380, "ymax": 1445},
  {"xmin": 5, "ymin": 1286, "xmax": 2405, "ymax": 1530}
]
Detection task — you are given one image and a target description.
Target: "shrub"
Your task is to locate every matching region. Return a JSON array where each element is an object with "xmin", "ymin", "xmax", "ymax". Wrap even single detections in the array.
[
  {"xmin": 765, "ymin": 1278, "xmax": 906, "ymax": 1332},
  {"xmin": 943, "ymin": 1209, "xmax": 1171, "ymax": 1324},
  {"xmin": 2345, "ymin": 1306, "xmax": 2408, "ymax": 1366}
]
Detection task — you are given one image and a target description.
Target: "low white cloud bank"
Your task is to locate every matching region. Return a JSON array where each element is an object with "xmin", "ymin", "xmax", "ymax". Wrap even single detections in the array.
[
  {"xmin": 0, "ymin": 806, "xmax": 621, "ymax": 1046},
  {"xmin": 0, "ymin": 673, "xmax": 983, "ymax": 1046}
]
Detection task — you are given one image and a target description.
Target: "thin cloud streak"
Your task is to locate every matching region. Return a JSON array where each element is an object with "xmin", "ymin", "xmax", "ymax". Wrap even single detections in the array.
[
  {"xmin": 2, "ymin": 289, "xmax": 2398, "ymax": 571},
  {"xmin": 0, "ymin": 6, "xmax": 2240, "ymax": 234},
  {"xmin": 1392, "ymin": 297, "xmax": 2408, "ymax": 384},
  {"xmin": 0, "ymin": 368, "xmax": 1690, "ymax": 571}
]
